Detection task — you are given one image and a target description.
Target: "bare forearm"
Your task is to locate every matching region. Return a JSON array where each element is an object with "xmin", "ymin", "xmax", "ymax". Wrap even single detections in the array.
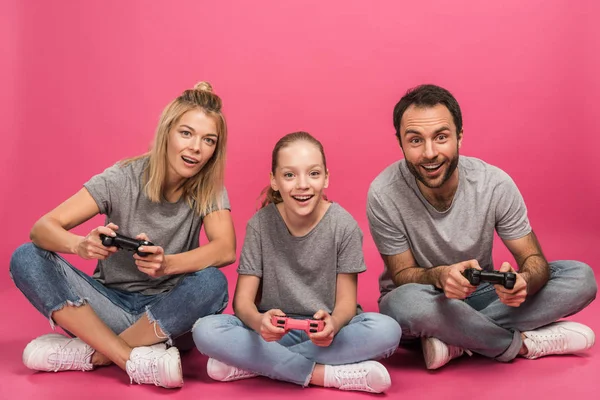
[
  {"xmin": 519, "ymin": 254, "xmax": 549, "ymax": 295},
  {"xmin": 233, "ymin": 301, "xmax": 263, "ymax": 332},
  {"xmin": 393, "ymin": 265, "xmax": 448, "ymax": 288},
  {"xmin": 331, "ymin": 303, "xmax": 356, "ymax": 334},
  {"xmin": 30, "ymin": 217, "xmax": 82, "ymax": 254},
  {"xmin": 164, "ymin": 240, "xmax": 236, "ymax": 275}
]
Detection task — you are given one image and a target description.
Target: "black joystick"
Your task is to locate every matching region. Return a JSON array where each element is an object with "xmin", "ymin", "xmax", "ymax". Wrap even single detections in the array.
[
  {"xmin": 100, "ymin": 233, "xmax": 153, "ymax": 257},
  {"xmin": 463, "ymin": 268, "xmax": 516, "ymax": 289}
]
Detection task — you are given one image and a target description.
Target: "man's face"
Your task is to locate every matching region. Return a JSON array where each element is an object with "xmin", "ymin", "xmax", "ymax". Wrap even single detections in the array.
[{"xmin": 399, "ymin": 104, "xmax": 462, "ymax": 190}]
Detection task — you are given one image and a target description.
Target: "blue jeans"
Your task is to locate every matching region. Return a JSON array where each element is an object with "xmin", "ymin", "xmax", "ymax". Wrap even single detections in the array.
[
  {"xmin": 9, "ymin": 243, "xmax": 229, "ymax": 345},
  {"xmin": 192, "ymin": 312, "xmax": 401, "ymax": 386},
  {"xmin": 379, "ymin": 260, "xmax": 597, "ymax": 362}
]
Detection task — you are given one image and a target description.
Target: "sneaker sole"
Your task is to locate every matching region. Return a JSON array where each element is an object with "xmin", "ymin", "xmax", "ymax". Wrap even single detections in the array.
[
  {"xmin": 162, "ymin": 347, "xmax": 184, "ymax": 388},
  {"xmin": 422, "ymin": 337, "xmax": 448, "ymax": 370},
  {"xmin": 207, "ymin": 358, "xmax": 258, "ymax": 382}
]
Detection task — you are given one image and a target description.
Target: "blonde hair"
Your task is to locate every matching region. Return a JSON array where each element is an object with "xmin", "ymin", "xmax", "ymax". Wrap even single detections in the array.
[
  {"xmin": 123, "ymin": 81, "xmax": 228, "ymax": 216},
  {"xmin": 260, "ymin": 131, "xmax": 328, "ymax": 208}
]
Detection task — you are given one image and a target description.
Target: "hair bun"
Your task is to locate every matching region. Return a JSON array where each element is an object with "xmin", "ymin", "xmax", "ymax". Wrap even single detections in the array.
[{"xmin": 194, "ymin": 81, "xmax": 213, "ymax": 93}]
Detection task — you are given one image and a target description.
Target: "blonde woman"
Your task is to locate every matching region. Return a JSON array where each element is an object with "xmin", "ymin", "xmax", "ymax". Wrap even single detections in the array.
[{"xmin": 10, "ymin": 82, "xmax": 235, "ymax": 389}]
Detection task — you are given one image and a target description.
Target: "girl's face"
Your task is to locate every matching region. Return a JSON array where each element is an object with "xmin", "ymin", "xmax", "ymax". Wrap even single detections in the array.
[
  {"xmin": 166, "ymin": 109, "xmax": 218, "ymax": 187},
  {"xmin": 270, "ymin": 140, "xmax": 329, "ymax": 219}
]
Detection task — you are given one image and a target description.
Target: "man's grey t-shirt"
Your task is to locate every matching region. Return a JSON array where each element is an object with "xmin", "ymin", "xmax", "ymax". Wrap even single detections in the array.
[
  {"xmin": 367, "ymin": 156, "xmax": 531, "ymax": 301},
  {"xmin": 84, "ymin": 157, "xmax": 230, "ymax": 295},
  {"xmin": 237, "ymin": 202, "xmax": 366, "ymax": 316}
]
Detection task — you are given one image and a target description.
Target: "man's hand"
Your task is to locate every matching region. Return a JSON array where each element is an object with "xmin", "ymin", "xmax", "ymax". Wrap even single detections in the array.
[
  {"xmin": 439, "ymin": 259, "xmax": 481, "ymax": 299},
  {"xmin": 495, "ymin": 262, "xmax": 528, "ymax": 307}
]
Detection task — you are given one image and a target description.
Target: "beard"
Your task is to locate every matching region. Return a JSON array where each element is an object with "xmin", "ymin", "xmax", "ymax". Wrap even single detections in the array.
[{"xmin": 405, "ymin": 151, "xmax": 460, "ymax": 189}]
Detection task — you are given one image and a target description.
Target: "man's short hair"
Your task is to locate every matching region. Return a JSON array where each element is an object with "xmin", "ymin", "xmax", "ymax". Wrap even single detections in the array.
[{"xmin": 393, "ymin": 84, "xmax": 463, "ymax": 140}]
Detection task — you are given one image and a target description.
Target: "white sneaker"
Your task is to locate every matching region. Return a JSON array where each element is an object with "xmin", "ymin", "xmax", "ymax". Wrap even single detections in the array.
[
  {"xmin": 207, "ymin": 358, "xmax": 258, "ymax": 382},
  {"xmin": 324, "ymin": 361, "xmax": 391, "ymax": 393},
  {"xmin": 522, "ymin": 321, "xmax": 595, "ymax": 360},
  {"xmin": 126, "ymin": 344, "xmax": 183, "ymax": 388},
  {"xmin": 422, "ymin": 337, "xmax": 469, "ymax": 370},
  {"xmin": 23, "ymin": 333, "xmax": 94, "ymax": 372}
]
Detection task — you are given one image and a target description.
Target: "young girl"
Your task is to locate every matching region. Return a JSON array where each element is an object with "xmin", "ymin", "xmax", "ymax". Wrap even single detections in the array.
[
  {"xmin": 9, "ymin": 82, "xmax": 235, "ymax": 389},
  {"xmin": 193, "ymin": 132, "xmax": 401, "ymax": 393}
]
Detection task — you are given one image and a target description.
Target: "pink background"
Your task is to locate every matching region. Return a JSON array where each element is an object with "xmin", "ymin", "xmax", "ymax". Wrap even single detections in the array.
[
  {"xmin": 2, "ymin": 2, "xmax": 600, "ymax": 399},
  {"xmin": 2, "ymin": 0, "xmax": 599, "ymax": 311}
]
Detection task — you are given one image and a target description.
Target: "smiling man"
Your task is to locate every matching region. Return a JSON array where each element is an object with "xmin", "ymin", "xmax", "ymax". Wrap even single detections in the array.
[{"xmin": 367, "ymin": 84, "xmax": 597, "ymax": 369}]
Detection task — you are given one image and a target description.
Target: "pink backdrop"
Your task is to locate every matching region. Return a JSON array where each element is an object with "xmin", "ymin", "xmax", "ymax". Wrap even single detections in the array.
[{"xmin": 2, "ymin": 1, "xmax": 599, "ymax": 310}]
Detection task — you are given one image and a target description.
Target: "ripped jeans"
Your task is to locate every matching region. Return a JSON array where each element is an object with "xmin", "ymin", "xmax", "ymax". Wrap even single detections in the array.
[{"xmin": 9, "ymin": 243, "xmax": 229, "ymax": 345}]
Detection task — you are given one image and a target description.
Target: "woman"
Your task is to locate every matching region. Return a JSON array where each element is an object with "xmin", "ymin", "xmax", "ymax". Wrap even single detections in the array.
[{"xmin": 10, "ymin": 82, "xmax": 235, "ymax": 389}]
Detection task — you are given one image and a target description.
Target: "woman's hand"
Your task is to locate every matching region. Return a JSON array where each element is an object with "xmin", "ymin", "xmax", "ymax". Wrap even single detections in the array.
[
  {"xmin": 133, "ymin": 233, "xmax": 168, "ymax": 278},
  {"xmin": 76, "ymin": 223, "xmax": 119, "ymax": 260}
]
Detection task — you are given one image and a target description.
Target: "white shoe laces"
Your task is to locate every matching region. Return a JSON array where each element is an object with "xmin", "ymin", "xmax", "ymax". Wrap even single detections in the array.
[
  {"xmin": 49, "ymin": 345, "xmax": 93, "ymax": 372},
  {"xmin": 526, "ymin": 332, "xmax": 567, "ymax": 359},
  {"xmin": 128, "ymin": 357, "xmax": 160, "ymax": 386},
  {"xmin": 228, "ymin": 366, "xmax": 255, "ymax": 380},
  {"xmin": 333, "ymin": 365, "xmax": 370, "ymax": 391},
  {"xmin": 448, "ymin": 345, "xmax": 472, "ymax": 359}
]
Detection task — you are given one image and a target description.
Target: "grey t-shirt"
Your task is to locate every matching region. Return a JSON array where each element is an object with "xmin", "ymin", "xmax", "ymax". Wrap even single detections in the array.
[
  {"xmin": 367, "ymin": 156, "xmax": 531, "ymax": 301},
  {"xmin": 237, "ymin": 202, "xmax": 366, "ymax": 316},
  {"xmin": 84, "ymin": 157, "xmax": 230, "ymax": 295}
]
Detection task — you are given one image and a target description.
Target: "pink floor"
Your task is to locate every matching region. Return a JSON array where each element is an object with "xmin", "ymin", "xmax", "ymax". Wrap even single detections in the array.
[{"xmin": 1, "ymin": 235, "xmax": 598, "ymax": 400}]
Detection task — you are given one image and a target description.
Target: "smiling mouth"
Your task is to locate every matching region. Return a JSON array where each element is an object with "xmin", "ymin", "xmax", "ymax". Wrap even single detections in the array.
[
  {"xmin": 421, "ymin": 162, "xmax": 443, "ymax": 172},
  {"xmin": 182, "ymin": 156, "xmax": 199, "ymax": 165},
  {"xmin": 292, "ymin": 195, "xmax": 314, "ymax": 202}
]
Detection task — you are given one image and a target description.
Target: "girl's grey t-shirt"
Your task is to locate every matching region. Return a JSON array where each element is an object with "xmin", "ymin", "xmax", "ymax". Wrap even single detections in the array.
[
  {"xmin": 83, "ymin": 157, "xmax": 230, "ymax": 295},
  {"xmin": 237, "ymin": 202, "xmax": 366, "ymax": 316},
  {"xmin": 367, "ymin": 156, "xmax": 531, "ymax": 301}
]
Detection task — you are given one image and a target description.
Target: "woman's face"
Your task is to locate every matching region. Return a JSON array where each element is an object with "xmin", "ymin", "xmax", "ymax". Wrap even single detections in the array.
[{"xmin": 166, "ymin": 109, "xmax": 218, "ymax": 186}]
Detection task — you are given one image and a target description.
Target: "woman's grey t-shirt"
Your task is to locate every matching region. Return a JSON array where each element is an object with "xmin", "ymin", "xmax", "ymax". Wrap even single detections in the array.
[
  {"xmin": 83, "ymin": 157, "xmax": 230, "ymax": 295},
  {"xmin": 367, "ymin": 156, "xmax": 531, "ymax": 302},
  {"xmin": 237, "ymin": 202, "xmax": 366, "ymax": 316}
]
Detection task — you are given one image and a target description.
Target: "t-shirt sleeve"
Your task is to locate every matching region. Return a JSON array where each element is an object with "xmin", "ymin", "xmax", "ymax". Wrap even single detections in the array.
[
  {"xmin": 494, "ymin": 175, "xmax": 531, "ymax": 240},
  {"xmin": 336, "ymin": 223, "xmax": 367, "ymax": 274},
  {"xmin": 204, "ymin": 187, "xmax": 232, "ymax": 218},
  {"xmin": 366, "ymin": 187, "xmax": 410, "ymax": 255},
  {"xmin": 83, "ymin": 163, "xmax": 128, "ymax": 216},
  {"xmin": 236, "ymin": 219, "xmax": 263, "ymax": 277}
]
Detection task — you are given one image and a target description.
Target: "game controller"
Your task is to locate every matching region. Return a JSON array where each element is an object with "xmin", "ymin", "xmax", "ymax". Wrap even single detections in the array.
[
  {"xmin": 463, "ymin": 268, "xmax": 516, "ymax": 289},
  {"xmin": 99, "ymin": 233, "xmax": 153, "ymax": 257},
  {"xmin": 271, "ymin": 316, "xmax": 325, "ymax": 334}
]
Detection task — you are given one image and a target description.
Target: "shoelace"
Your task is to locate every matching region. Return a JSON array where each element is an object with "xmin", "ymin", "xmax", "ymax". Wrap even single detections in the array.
[
  {"xmin": 50, "ymin": 345, "xmax": 92, "ymax": 372},
  {"xmin": 334, "ymin": 366, "xmax": 370, "ymax": 391},
  {"xmin": 129, "ymin": 356, "xmax": 160, "ymax": 386},
  {"xmin": 526, "ymin": 332, "xmax": 567, "ymax": 359},
  {"xmin": 227, "ymin": 366, "xmax": 255, "ymax": 380},
  {"xmin": 448, "ymin": 345, "xmax": 472, "ymax": 359}
]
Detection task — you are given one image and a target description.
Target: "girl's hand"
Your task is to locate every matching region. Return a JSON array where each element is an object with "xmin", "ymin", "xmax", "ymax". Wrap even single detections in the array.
[
  {"xmin": 133, "ymin": 233, "xmax": 167, "ymax": 278},
  {"xmin": 259, "ymin": 309, "xmax": 287, "ymax": 342},
  {"xmin": 308, "ymin": 309, "xmax": 336, "ymax": 347},
  {"xmin": 76, "ymin": 223, "xmax": 119, "ymax": 260}
]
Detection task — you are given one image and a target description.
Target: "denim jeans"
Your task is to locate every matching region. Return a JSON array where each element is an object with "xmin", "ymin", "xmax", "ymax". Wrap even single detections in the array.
[
  {"xmin": 379, "ymin": 260, "xmax": 597, "ymax": 362},
  {"xmin": 9, "ymin": 243, "xmax": 229, "ymax": 344},
  {"xmin": 192, "ymin": 312, "xmax": 401, "ymax": 386}
]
